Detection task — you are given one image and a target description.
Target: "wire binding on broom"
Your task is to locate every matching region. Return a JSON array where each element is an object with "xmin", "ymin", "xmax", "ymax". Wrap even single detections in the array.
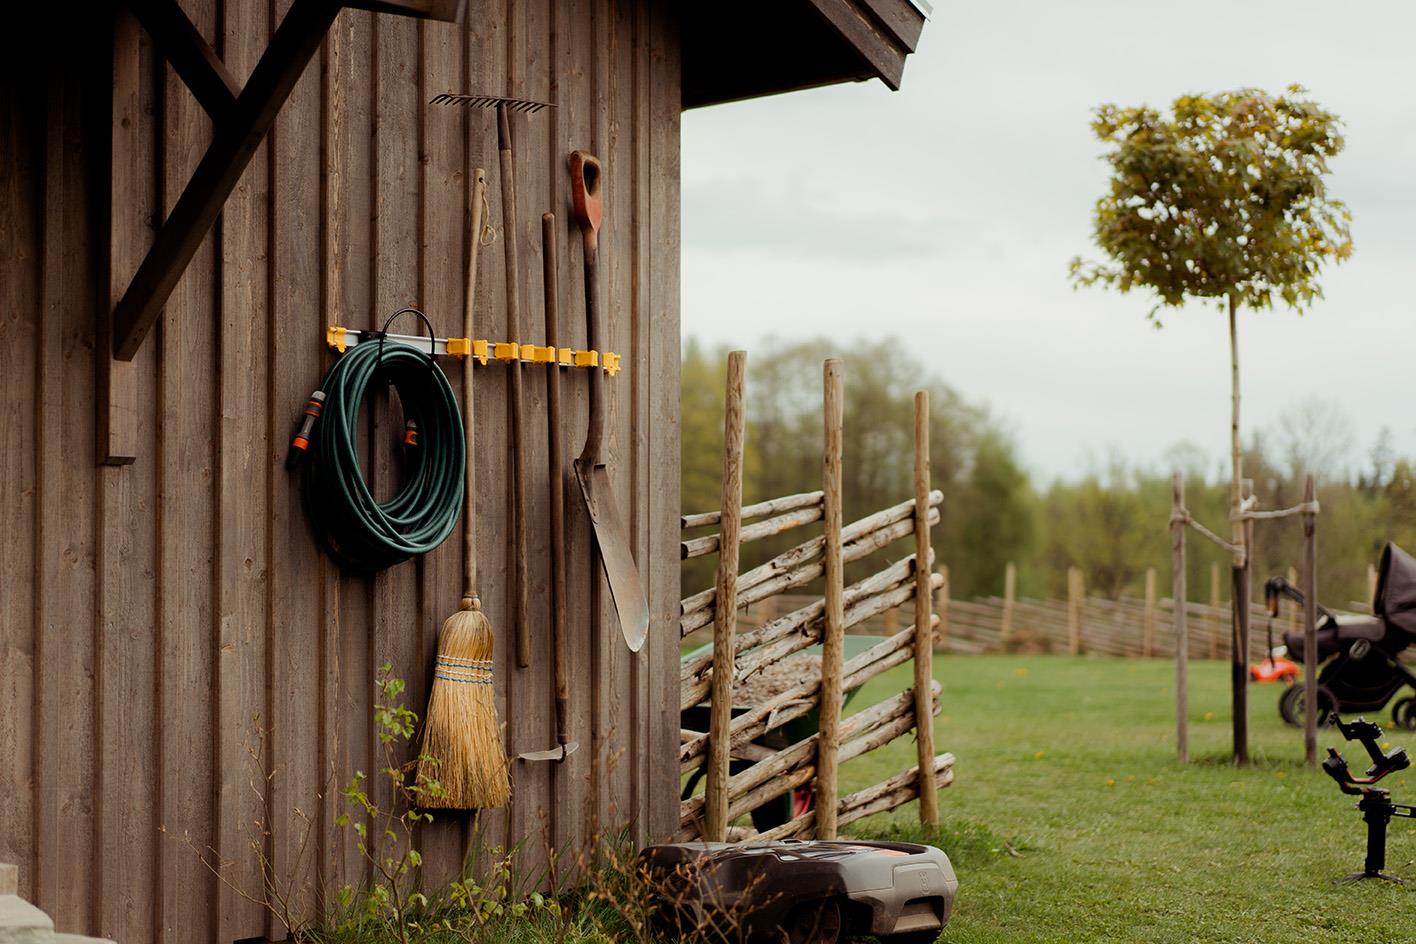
[{"xmin": 433, "ymin": 656, "xmax": 495, "ymax": 684}]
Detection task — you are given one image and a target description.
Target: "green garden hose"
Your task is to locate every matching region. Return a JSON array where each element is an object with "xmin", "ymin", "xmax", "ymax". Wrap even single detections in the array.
[{"xmin": 304, "ymin": 310, "xmax": 465, "ymax": 572}]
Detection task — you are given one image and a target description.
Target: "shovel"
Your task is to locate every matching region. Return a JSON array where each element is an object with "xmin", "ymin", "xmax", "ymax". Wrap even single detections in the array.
[{"xmin": 568, "ymin": 150, "xmax": 650, "ymax": 653}]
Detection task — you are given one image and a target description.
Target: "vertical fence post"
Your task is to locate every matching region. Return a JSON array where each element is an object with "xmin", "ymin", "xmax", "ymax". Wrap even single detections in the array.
[
  {"xmin": 883, "ymin": 607, "xmax": 900, "ymax": 636},
  {"xmin": 1302, "ymin": 474, "xmax": 1319, "ymax": 767},
  {"xmin": 1367, "ymin": 563, "xmax": 1378, "ymax": 611},
  {"xmin": 1209, "ymin": 562, "xmax": 1221, "ymax": 660},
  {"xmin": 1001, "ymin": 561, "xmax": 1016, "ymax": 644},
  {"xmin": 1171, "ymin": 474, "xmax": 1188, "ymax": 764},
  {"xmin": 1067, "ymin": 566, "xmax": 1083, "ymax": 655},
  {"xmin": 1143, "ymin": 567, "xmax": 1157, "ymax": 658},
  {"xmin": 705, "ymin": 351, "xmax": 747, "ymax": 841},
  {"xmin": 912, "ymin": 391, "xmax": 940, "ymax": 830},
  {"xmin": 1232, "ymin": 477, "xmax": 1254, "ymax": 765},
  {"xmin": 936, "ymin": 565, "xmax": 950, "ymax": 648},
  {"xmin": 816, "ymin": 358, "xmax": 845, "ymax": 839}
]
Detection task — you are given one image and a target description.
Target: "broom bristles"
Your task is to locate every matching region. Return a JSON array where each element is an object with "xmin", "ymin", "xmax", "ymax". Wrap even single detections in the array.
[{"xmin": 417, "ymin": 603, "xmax": 511, "ymax": 809}]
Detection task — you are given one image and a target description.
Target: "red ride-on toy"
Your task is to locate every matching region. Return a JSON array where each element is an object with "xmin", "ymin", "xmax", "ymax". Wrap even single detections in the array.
[{"xmin": 1250, "ymin": 579, "xmax": 1301, "ymax": 685}]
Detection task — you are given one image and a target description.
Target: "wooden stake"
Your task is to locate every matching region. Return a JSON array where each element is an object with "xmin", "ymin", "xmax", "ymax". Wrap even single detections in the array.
[
  {"xmin": 1171, "ymin": 474, "xmax": 1188, "ymax": 764},
  {"xmin": 1232, "ymin": 478, "xmax": 1254, "ymax": 765},
  {"xmin": 1067, "ymin": 567, "xmax": 1083, "ymax": 655},
  {"xmin": 1287, "ymin": 565, "xmax": 1300, "ymax": 636},
  {"xmin": 1209, "ymin": 562, "xmax": 1221, "ymax": 660},
  {"xmin": 1001, "ymin": 561, "xmax": 1017, "ymax": 644},
  {"xmin": 705, "ymin": 351, "xmax": 747, "ymax": 841},
  {"xmin": 1302, "ymin": 474, "xmax": 1319, "ymax": 767},
  {"xmin": 817, "ymin": 359, "xmax": 845, "ymax": 839},
  {"xmin": 937, "ymin": 565, "xmax": 950, "ymax": 647},
  {"xmin": 912, "ymin": 391, "xmax": 940, "ymax": 830},
  {"xmin": 1143, "ymin": 567, "xmax": 1157, "ymax": 658}
]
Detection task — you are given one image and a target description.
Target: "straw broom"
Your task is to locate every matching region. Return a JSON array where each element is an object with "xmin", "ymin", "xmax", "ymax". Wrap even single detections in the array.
[{"xmin": 417, "ymin": 168, "xmax": 510, "ymax": 809}]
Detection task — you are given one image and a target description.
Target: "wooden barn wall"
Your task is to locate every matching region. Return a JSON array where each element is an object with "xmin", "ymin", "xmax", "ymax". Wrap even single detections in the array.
[{"xmin": 0, "ymin": 2, "xmax": 681, "ymax": 941}]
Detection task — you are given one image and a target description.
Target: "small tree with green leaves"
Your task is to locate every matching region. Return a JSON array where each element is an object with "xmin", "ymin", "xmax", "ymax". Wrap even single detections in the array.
[
  {"xmin": 1071, "ymin": 85, "xmax": 1351, "ymax": 763},
  {"xmin": 1071, "ymin": 85, "xmax": 1352, "ymax": 567}
]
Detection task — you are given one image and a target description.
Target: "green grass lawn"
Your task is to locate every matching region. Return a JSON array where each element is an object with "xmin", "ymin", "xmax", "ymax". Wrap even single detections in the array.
[{"xmin": 842, "ymin": 654, "xmax": 1416, "ymax": 943}]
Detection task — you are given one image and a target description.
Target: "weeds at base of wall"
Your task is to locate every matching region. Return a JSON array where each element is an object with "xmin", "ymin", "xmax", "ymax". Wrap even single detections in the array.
[{"xmin": 182, "ymin": 665, "xmax": 758, "ymax": 944}]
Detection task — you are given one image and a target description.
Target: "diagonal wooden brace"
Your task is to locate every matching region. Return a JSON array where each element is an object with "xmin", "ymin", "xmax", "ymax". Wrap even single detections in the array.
[
  {"xmin": 110, "ymin": 0, "xmax": 340, "ymax": 362},
  {"xmin": 127, "ymin": 0, "xmax": 240, "ymax": 121}
]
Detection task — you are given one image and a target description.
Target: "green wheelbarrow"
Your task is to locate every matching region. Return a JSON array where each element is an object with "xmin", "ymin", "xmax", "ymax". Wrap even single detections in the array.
[{"xmin": 681, "ymin": 635, "xmax": 877, "ymax": 832}]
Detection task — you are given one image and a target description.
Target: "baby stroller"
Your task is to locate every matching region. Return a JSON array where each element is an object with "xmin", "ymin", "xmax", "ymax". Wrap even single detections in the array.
[{"xmin": 1266, "ymin": 543, "xmax": 1416, "ymax": 730}]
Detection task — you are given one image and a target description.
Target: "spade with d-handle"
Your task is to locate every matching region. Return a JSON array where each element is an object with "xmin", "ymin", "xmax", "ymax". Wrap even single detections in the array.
[{"xmin": 567, "ymin": 150, "xmax": 649, "ymax": 653}]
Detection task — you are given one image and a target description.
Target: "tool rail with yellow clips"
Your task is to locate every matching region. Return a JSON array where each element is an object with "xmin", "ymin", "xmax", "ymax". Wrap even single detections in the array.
[{"xmin": 325, "ymin": 325, "xmax": 622, "ymax": 375}]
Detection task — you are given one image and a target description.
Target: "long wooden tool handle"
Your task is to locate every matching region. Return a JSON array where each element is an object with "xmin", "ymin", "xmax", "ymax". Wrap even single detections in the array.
[
  {"xmin": 462, "ymin": 169, "xmax": 488, "ymax": 606},
  {"xmin": 499, "ymin": 104, "xmax": 530, "ymax": 667},
  {"xmin": 568, "ymin": 150, "xmax": 604, "ymax": 468},
  {"xmin": 542, "ymin": 213, "xmax": 570, "ymax": 746}
]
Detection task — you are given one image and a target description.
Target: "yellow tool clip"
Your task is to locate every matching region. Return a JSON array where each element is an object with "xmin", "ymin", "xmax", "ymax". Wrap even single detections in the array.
[
  {"xmin": 494, "ymin": 341, "xmax": 520, "ymax": 363},
  {"xmin": 602, "ymin": 352, "xmax": 621, "ymax": 376},
  {"xmin": 327, "ymin": 325, "xmax": 350, "ymax": 353},
  {"xmin": 573, "ymin": 349, "xmax": 599, "ymax": 368}
]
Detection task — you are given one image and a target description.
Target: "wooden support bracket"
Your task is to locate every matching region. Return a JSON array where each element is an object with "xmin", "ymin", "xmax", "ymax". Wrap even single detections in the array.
[
  {"xmin": 111, "ymin": 0, "xmax": 341, "ymax": 363},
  {"xmin": 99, "ymin": 0, "xmax": 464, "ymax": 463},
  {"xmin": 128, "ymin": 0, "xmax": 240, "ymax": 121}
]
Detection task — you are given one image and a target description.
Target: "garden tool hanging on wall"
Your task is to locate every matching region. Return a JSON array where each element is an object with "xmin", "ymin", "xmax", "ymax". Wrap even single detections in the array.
[
  {"xmin": 417, "ymin": 168, "xmax": 510, "ymax": 810},
  {"xmin": 568, "ymin": 150, "xmax": 650, "ymax": 653},
  {"xmin": 431, "ymin": 90, "xmax": 556, "ymax": 670},
  {"xmin": 518, "ymin": 212, "xmax": 579, "ymax": 764}
]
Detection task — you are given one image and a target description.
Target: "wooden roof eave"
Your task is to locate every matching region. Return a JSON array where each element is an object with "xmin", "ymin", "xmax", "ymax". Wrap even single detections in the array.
[{"xmin": 682, "ymin": 0, "xmax": 929, "ymax": 110}]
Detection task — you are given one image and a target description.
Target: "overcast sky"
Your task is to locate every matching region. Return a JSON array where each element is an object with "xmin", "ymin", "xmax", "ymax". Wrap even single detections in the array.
[{"xmin": 680, "ymin": 0, "xmax": 1416, "ymax": 483}]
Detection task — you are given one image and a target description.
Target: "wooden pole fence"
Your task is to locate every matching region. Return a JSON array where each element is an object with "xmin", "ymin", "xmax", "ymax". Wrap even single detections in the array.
[
  {"xmin": 705, "ymin": 350, "xmax": 747, "ymax": 841},
  {"xmin": 1001, "ymin": 560, "xmax": 1016, "ymax": 644},
  {"xmin": 1067, "ymin": 566, "xmax": 1083, "ymax": 655},
  {"xmin": 1302, "ymin": 474, "xmax": 1319, "ymax": 767},
  {"xmin": 1143, "ymin": 566, "xmax": 1157, "ymax": 658},
  {"xmin": 912, "ymin": 390, "xmax": 940, "ymax": 830},
  {"xmin": 937, "ymin": 564, "xmax": 950, "ymax": 647},
  {"xmin": 1171, "ymin": 473, "xmax": 1188, "ymax": 764},
  {"xmin": 1209, "ymin": 562, "xmax": 1221, "ymax": 660},
  {"xmin": 817, "ymin": 358, "xmax": 845, "ymax": 839}
]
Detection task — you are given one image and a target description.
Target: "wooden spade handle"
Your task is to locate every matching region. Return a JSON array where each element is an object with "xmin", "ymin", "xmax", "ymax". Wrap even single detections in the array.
[{"xmin": 568, "ymin": 150, "xmax": 605, "ymax": 467}]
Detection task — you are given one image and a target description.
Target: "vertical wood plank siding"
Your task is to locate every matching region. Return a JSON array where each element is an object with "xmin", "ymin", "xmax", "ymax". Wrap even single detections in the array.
[{"xmin": 0, "ymin": 2, "xmax": 681, "ymax": 940}]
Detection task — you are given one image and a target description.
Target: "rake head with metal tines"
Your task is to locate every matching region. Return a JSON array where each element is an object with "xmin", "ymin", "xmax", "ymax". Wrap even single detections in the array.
[{"xmin": 430, "ymin": 92, "xmax": 556, "ymax": 113}]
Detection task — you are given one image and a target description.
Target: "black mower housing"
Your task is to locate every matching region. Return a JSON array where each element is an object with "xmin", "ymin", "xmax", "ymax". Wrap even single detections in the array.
[{"xmin": 638, "ymin": 839, "xmax": 957, "ymax": 942}]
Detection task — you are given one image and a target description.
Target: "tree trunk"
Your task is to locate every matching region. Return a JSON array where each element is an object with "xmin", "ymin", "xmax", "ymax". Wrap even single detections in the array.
[
  {"xmin": 1228, "ymin": 294, "xmax": 1244, "ymax": 567},
  {"xmin": 1227, "ymin": 293, "xmax": 1249, "ymax": 765}
]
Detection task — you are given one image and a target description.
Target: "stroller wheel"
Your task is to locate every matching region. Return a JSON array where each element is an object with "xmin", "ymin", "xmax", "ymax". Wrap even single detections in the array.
[
  {"xmin": 1287, "ymin": 685, "xmax": 1337, "ymax": 729},
  {"xmin": 1279, "ymin": 685, "xmax": 1303, "ymax": 727},
  {"xmin": 1392, "ymin": 697, "xmax": 1416, "ymax": 732}
]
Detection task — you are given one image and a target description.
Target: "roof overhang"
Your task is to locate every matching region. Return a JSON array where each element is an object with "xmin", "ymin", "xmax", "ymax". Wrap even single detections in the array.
[{"xmin": 682, "ymin": 0, "xmax": 930, "ymax": 109}]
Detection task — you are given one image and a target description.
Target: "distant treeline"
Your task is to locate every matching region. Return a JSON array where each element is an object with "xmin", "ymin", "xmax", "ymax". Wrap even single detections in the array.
[{"xmin": 681, "ymin": 337, "xmax": 1416, "ymax": 609}]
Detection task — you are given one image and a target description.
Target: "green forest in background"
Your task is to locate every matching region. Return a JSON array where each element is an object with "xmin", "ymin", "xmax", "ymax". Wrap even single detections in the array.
[{"xmin": 680, "ymin": 337, "xmax": 1416, "ymax": 610}]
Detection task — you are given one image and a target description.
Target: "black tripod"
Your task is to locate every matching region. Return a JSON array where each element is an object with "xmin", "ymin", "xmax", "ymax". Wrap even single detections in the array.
[{"xmin": 1322, "ymin": 714, "xmax": 1416, "ymax": 883}]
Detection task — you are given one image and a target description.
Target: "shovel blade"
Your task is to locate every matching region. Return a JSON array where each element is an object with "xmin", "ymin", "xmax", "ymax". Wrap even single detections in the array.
[{"xmin": 575, "ymin": 459, "xmax": 650, "ymax": 652}]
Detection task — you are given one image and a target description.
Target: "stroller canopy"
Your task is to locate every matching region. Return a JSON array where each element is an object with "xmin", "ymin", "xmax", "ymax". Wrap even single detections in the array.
[{"xmin": 1375, "ymin": 542, "xmax": 1416, "ymax": 637}]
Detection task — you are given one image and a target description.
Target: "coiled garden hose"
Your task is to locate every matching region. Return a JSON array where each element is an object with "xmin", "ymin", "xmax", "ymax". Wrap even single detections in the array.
[{"xmin": 303, "ymin": 309, "xmax": 465, "ymax": 573}]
